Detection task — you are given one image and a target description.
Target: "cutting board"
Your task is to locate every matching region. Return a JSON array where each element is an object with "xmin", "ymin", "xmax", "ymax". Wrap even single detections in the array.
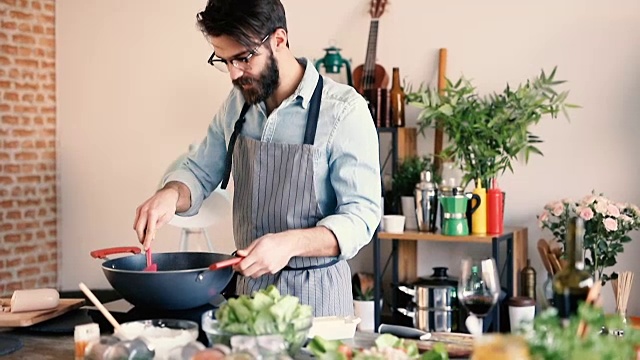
[
  {"xmin": 0, "ymin": 298, "xmax": 85, "ymax": 327},
  {"xmin": 415, "ymin": 332, "xmax": 474, "ymax": 358}
]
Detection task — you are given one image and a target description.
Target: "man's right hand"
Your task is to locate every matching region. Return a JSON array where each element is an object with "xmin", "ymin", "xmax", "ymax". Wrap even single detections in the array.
[{"xmin": 133, "ymin": 181, "xmax": 189, "ymax": 249}]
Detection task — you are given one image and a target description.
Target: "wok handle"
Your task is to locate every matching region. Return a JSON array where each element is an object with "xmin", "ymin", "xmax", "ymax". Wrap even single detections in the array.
[
  {"xmin": 90, "ymin": 246, "xmax": 142, "ymax": 259},
  {"xmin": 209, "ymin": 256, "xmax": 243, "ymax": 271}
]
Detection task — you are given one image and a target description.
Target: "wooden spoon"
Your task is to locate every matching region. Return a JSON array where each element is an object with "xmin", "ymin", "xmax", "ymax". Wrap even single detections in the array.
[
  {"xmin": 577, "ymin": 280, "xmax": 603, "ymax": 338},
  {"xmin": 537, "ymin": 239, "xmax": 554, "ymax": 275},
  {"xmin": 79, "ymin": 282, "xmax": 127, "ymax": 337},
  {"xmin": 548, "ymin": 253, "xmax": 563, "ymax": 274}
]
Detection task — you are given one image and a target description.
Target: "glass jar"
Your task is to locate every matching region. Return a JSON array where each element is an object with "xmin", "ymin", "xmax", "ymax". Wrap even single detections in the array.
[{"xmin": 84, "ymin": 335, "xmax": 154, "ymax": 360}]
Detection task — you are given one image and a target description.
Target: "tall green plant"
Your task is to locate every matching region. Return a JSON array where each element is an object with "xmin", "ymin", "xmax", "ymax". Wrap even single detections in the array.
[{"xmin": 406, "ymin": 67, "xmax": 579, "ymax": 187}]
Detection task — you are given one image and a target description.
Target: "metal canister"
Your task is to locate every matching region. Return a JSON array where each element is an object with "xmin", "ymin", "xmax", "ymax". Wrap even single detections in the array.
[
  {"xmin": 396, "ymin": 267, "xmax": 460, "ymax": 332},
  {"xmin": 520, "ymin": 259, "xmax": 536, "ymax": 300},
  {"xmin": 414, "ymin": 170, "xmax": 438, "ymax": 232}
]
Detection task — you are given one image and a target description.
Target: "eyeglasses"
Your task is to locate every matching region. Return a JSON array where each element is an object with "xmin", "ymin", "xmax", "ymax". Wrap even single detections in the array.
[{"xmin": 207, "ymin": 34, "xmax": 270, "ymax": 73}]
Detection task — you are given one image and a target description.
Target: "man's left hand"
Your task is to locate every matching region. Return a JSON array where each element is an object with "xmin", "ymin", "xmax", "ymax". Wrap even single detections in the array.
[{"xmin": 234, "ymin": 232, "xmax": 296, "ymax": 278}]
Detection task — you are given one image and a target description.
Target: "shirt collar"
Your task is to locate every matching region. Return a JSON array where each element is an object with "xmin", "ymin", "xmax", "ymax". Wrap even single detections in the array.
[{"xmin": 291, "ymin": 57, "xmax": 320, "ymax": 109}]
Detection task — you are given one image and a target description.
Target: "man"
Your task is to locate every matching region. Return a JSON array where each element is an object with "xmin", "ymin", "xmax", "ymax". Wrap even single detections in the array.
[{"xmin": 133, "ymin": 0, "xmax": 381, "ymax": 317}]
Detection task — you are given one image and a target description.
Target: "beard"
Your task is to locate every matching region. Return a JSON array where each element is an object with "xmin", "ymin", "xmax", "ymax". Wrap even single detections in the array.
[{"xmin": 233, "ymin": 52, "xmax": 279, "ymax": 105}]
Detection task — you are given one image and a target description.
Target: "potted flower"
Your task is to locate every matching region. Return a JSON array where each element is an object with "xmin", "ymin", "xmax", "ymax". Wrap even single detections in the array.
[
  {"xmin": 537, "ymin": 192, "xmax": 640, "ymax": 283},
  {"xmin": 391, "ymin": 155, "xmax": 438, "ymax": 230},
  {"xmin": 405, "ymin": 67, "xmax": 578, "ymax": 188}
]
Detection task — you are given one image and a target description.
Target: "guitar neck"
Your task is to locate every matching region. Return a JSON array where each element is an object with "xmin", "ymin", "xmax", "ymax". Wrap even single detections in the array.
[{"xmin": 363, "ymin": 19, "xmax": 379, "ymax": 90}]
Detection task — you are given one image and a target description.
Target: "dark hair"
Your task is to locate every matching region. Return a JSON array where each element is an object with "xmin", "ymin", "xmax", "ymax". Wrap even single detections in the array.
[{"xmin": 196, "ymin": 0, "xmax": 288, "ymax": 49}]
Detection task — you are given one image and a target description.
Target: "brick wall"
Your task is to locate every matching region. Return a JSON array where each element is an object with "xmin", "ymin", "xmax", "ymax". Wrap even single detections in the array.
[{"xmin": 0, "ymin": 0, "xmax": 56, "ymax": 296}]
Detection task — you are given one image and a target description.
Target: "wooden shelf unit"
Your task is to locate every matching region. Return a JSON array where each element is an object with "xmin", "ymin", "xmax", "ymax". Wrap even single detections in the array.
[
  {"xmin": 373, "ymin": 227, "xmax": 529, "ymax": 332},
  {"xmin": 372, "ymin": 126, "xmax": 529, "ymax": 332}
]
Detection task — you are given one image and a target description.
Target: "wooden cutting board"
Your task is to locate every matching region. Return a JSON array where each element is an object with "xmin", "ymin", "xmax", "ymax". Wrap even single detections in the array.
[
  {"xmin": 0, "ymin": 298, "xmax": 85, "ymax": 327},
  {"xmin": 415, "ymin": 332, "xmax": 474, "ymax": 358}
]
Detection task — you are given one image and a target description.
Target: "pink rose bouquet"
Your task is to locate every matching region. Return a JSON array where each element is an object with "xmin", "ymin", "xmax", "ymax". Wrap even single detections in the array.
[{"xmin": 537, "ymin": 191, "xmax": 640, "ymax": 282}]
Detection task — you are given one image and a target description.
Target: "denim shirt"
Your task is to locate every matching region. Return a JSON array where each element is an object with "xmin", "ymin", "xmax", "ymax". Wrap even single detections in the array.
[{"xmin": 163, "ymin": 58, "xmax": 381, "ymax": 260}]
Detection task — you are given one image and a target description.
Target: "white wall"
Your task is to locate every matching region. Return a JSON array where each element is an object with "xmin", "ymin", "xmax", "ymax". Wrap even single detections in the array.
[{"xmin": 57, "ymin": 0, "xmax": 640, "ymax": 314}]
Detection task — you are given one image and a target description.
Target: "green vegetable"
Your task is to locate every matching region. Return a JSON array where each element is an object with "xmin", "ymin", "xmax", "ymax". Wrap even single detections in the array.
[
  {"xmin": 421, "ymin": 343, "xmax": 448, "ymax": 360},
  {"xmin": 525, "ymin": 303, "xmax": 640, "ymax": 360},
  {"xmin": 307, "ymin": 334, "xmax": 449, "ymax": 360},
  {"xmin": 214, "ymin": 285, "xmax": 312, "ymax": 351},
  {"xmin": 307, "ymin": 337, "xmax": 347, "ymax": 360}
]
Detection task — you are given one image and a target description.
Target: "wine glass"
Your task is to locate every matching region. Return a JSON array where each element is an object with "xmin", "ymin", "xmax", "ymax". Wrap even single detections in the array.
[{"xmin": 458, "ymin": 257, "xmax": 500, "ymax": 333}]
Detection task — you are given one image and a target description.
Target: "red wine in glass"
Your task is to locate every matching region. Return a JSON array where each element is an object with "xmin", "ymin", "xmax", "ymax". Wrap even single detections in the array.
[
  {"xmin": 462, "ymin": 295, "xmax": 496, "ymax": 316},
  {"xmin": 459, "ymin": 258, "xmax": 500, "ymax": 333}
]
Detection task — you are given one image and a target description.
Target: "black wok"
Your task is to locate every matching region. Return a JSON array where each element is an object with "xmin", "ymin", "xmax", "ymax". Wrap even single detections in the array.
[{"xmin": 90, "ymin": 247, "xmax": 237, "ymax": 310}]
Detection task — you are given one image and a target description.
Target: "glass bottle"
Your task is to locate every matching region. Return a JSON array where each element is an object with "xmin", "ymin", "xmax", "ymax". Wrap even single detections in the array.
[
  {"xmin": 552, "ymin": 217, "xmax": 593, "ymax": 325},
  {"xmin": 389, "ymin": 67, "xmax": 405, "ymax": 127}
]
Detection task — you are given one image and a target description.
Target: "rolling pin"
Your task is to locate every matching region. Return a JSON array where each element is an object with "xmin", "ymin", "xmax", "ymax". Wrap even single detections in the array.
[{"xmin": 7, "ymin": 288, "xmax": 60, "ymax": 313}]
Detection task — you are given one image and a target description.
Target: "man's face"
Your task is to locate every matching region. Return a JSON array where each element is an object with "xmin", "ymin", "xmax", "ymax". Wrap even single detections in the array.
[
  {"xmin": 210, "ymin": 35, "xmax": 280, "ymax": 105},
  {"xmin": 232, "ymin": 51, "xmax": 279, "ymax": 105}
]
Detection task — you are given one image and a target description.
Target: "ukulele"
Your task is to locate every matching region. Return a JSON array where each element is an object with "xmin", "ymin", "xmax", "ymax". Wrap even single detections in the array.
[{"xmin": 352, "ymin": 0, "xmax": 389, "ymax": 96}]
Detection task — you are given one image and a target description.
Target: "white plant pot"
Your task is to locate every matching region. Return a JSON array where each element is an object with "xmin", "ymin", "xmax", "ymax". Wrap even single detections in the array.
[
  {"xmin": 401, "ymin": 196, "xmax": 418, "ymax": 230},
  {"xmin": 353, "ymin": 300, "xmax": 382, "ymax": 332}
]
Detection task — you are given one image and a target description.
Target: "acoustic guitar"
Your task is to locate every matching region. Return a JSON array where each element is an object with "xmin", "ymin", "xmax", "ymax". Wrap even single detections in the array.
[{"xmin": 352, "ymin": 0, "xmax": 389, "ymax": 95}]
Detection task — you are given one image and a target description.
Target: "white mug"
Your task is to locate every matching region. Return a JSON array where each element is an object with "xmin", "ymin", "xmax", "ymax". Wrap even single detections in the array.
[
  {"xmin": 10, "ymin": 288, "xmax": 60, "ymax": 313},
  {"xmin": 507, "ymin": 296, "xmax": 536, "ymax": 333},
  {"xmin": 382, "ymin": 215, "xmax": 405, "ymax": 234}
]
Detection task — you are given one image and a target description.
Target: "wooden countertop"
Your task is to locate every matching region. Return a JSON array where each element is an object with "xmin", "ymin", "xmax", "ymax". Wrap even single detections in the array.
[
  {"xmin": 0, "ymin": 328, "xmax": 380, "ymax": 359},
  {"xmin": 0, "ymin": 329, "xmax": 73, "ymax": 360}
]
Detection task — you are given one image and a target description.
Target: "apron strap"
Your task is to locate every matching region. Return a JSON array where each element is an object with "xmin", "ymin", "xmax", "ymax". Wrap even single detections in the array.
[
  {"xmin": 221, "ymin": 75, "xmax": 323, "ymax": 188},
  {"xmin": 282, "ymin": 256, "xmax": 339, "ymax": 271},
  {"xmin": 221, "ymin": 103, "xmax": 251, "ymax": 189},
  {"xmin": 303, "ymin": 76, "xmax": 323, "ymax": 145}
]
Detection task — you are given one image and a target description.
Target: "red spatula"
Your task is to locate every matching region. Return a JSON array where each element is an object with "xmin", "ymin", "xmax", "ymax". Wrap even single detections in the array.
[
  {"xmin": 142, "ymin": 227, "xmax": 157, "ymax": 272},
  {"xmin": 144, "ymin": 247, "xmax": 157, "ymax": 272}
]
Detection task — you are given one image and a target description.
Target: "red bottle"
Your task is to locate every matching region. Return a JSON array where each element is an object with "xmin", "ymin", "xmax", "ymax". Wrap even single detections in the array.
[{"xmin": 487, "ymin": 179, "xmax": 504, "ymax": 234}]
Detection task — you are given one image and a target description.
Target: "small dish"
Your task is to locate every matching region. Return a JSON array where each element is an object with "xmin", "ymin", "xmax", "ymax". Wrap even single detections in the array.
[
  {"xmin": 118, "ymin": 319, "xmax": 199, "ymax": 359},
  {"xmin": 307, "ymin": 316, "xmax": 361, "ymax": 340}
]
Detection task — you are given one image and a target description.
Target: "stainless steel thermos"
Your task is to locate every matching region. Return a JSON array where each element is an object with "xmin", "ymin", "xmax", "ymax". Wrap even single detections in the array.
[{"xmin": 414, "ymin": 170, "xmax": 438, "ymax": 233}]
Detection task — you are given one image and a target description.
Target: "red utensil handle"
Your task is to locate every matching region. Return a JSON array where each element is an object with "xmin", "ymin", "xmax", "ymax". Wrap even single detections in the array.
[
  {"xmin": 209, "ymin": 257, "xmax": 243, "ymax": 271},
  {"xmin": 90, "ymin": 246, "xmax": 142, "ymax": 259}
]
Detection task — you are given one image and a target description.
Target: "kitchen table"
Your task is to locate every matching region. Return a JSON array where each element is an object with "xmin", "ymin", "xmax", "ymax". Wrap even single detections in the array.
[
  {"xmin": 0, "ymin": 328, "xmax": 469, "ymax": 359},
  {"xmin": 0, "ymin": 328, "xmax": 380, "ymax": 359},
  {"xmin": 0, "ymin": 329, "xmax": 73, "ymax": 359}
]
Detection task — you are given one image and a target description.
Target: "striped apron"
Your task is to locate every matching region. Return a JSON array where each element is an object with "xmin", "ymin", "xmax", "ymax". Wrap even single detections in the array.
[{"xmin": 220, "ymin": 76, "xmax": 353, "ymax": 317}]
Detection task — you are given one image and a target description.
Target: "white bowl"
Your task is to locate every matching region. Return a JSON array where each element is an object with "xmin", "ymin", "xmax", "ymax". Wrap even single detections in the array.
[
  {"xmin": 307, "ymin": 316, "xmax": 361, "ymax": 340},
  {"xmin": 117, "ymin": 319, "xmax": 199, "ymax": 360}
]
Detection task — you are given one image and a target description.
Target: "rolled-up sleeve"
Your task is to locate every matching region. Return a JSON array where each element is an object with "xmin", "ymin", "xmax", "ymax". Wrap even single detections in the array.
[
  {"xmin": 317, "ymin": 96, "xmax": 382, "ymax": 260},
  {"xmin": 162, "ymin": 96, "xmax": 231, "ymax": 217}
]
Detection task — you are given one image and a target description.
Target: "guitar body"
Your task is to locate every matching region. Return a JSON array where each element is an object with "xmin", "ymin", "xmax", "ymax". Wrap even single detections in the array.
[{"xmin": 353, "ymin": 64, "xmax": 389, "ymax": 95}]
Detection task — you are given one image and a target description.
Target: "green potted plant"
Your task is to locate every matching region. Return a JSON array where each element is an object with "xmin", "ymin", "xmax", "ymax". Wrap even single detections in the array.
[
  {"xmin": 391, "ymin": 155, "xmax": 438, "ymax": 230},
  {"xmin": 405, "ymin": 67, "xmax": 578, "ymax": 188}
]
